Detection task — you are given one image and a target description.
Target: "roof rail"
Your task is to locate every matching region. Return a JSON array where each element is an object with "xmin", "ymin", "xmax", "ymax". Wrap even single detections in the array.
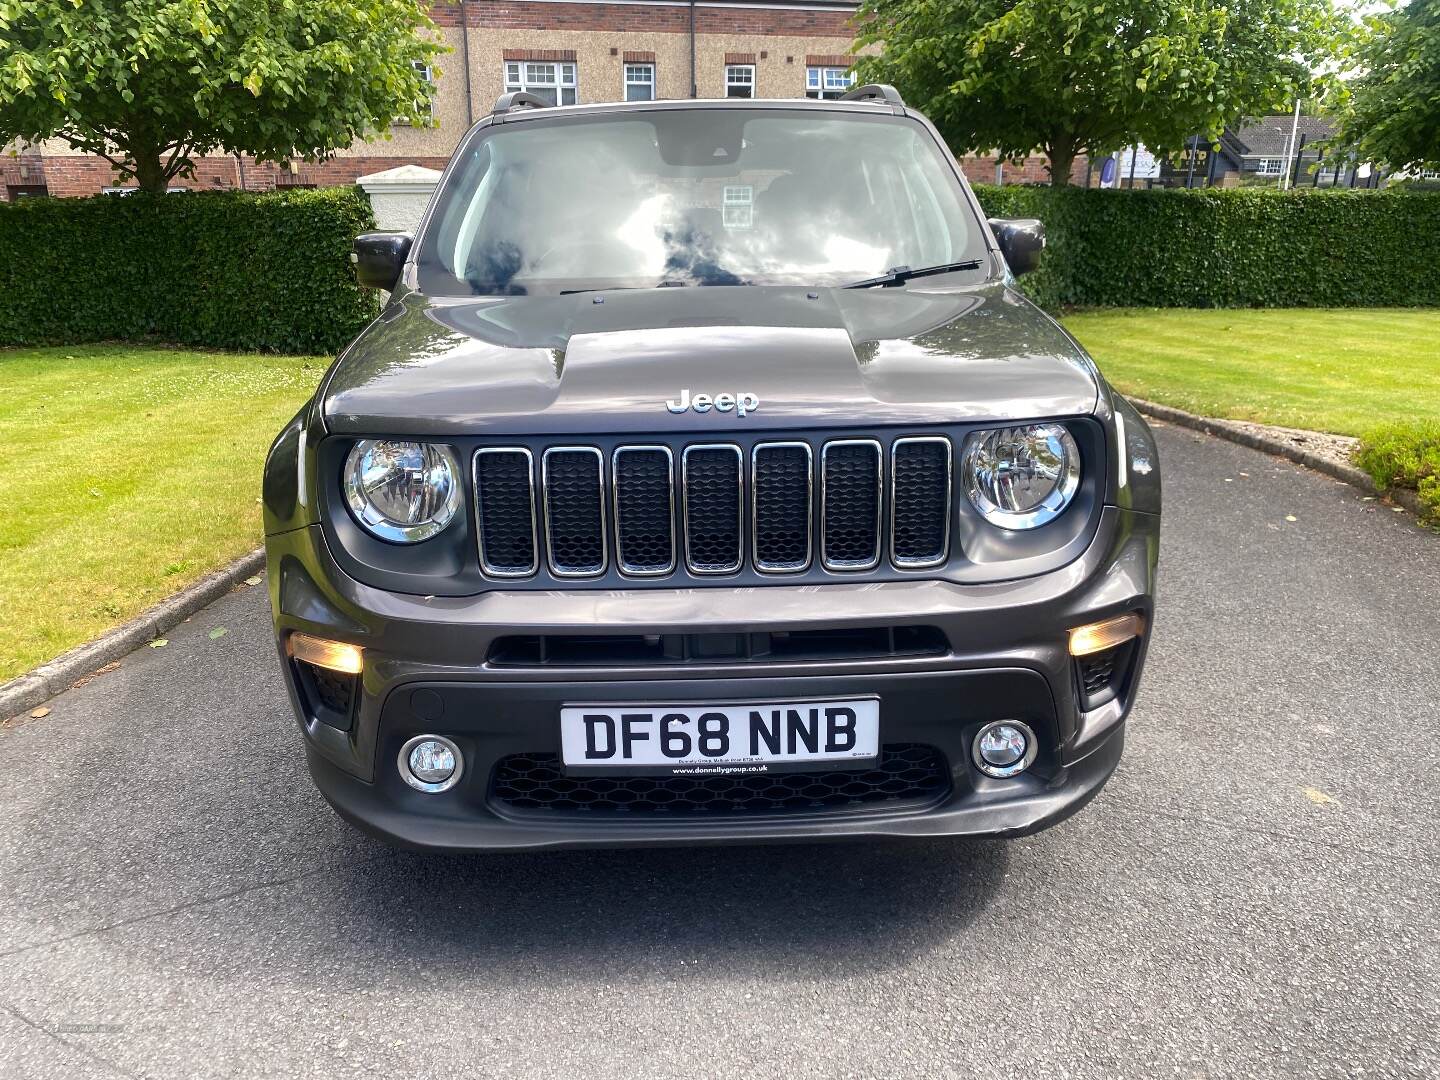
[
  {"xmin": 491, "ymin": 91, "xmax": 550, "ymax": 117},
  {"xmin": 840, "ymin": 83, "xmax": 906, "ymax": 106}
]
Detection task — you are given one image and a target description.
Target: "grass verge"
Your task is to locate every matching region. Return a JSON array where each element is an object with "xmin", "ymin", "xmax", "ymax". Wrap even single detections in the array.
[
  {"xmin": 0, "ymin": 345, "xmax": 324, "ymax": 682},
  {"xmin": 1064, "ymin": 308, "xmax": 1440, "ymax": 524},
  {"xmin": 1062, "ymin": 308, "xmax": 1440, "ymax": 437}
]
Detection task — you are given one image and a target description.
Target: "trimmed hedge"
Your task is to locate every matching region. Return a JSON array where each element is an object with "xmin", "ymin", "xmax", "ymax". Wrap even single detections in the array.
[
  {"xmin": 0, "ymin": 187, "xmax": 377, "ymax": 354},
  {"xmin": 1355, "ymin": 421, "xmax": 1440, "ymax": 526},
  {"xmin": 972, "ymin": 186, "xmax": 1440, "ymax": 310}
]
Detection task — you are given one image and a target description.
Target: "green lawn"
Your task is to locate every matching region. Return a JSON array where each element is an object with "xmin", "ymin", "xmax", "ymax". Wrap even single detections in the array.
[
  {"xmin": 1062, "ymin": 309, "xmax": 1440, "ymax": 437},
  {"xmin": 0, "ymin": 346, "xmax": 324, "ymax": 683}
]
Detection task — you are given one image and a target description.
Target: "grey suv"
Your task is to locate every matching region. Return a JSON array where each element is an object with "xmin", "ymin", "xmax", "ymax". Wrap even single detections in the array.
[{"xmin": 262, "ymin": 86, "xmax": 1161, "ymax": 851}]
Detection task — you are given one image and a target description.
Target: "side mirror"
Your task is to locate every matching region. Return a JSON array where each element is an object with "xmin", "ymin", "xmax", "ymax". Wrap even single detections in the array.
[
  {"xmin": 352, "ymin": 232, "xmax": 413, "ymax": 291},
  {"xmin": 988, "ymin": 218, "xmax": 1045, "ymax": 277}
]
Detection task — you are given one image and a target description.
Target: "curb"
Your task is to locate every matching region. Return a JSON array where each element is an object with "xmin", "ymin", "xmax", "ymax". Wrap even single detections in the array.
[
  {"xmin": 1130, "ymin": 398, "xmax": 1424, "ymax": 518},
  {"xmin": 1, "ymin": 548, "xmax": 266, "ymax": 721}
]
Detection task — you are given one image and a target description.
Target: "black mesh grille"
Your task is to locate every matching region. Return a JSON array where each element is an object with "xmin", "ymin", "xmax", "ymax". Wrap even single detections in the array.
[
  {"xmin": 822, "ymin": 441, "xmax": 881, "ymax": 569},
  {"xmin": 753, "ymin": 444, "xmax": 811, "ymax": 571},
  {"xmin": 491, "ymin": 744, "xmax": 949, "ymax": 816},
  {"xmin": 892, "ymin": 438, "xmax": 950, "ymax": 566},
  {"xmin": 475, "ymin": 450, "xmax": 536, "ymax": 576},
  {"xmin": 683, "ymin": 446, "xmax": 742, "ymax": 573},
  {"xmin": 613, "ymin": 448, "xmax": 674, "ymax": 574},
  {"xmin": 543, "ymin": 449, "xmax": 605, "ymax": 575},
  {"xmin": 1077, "ymin": 639, "xmax": 1136, "ymax": 709}
]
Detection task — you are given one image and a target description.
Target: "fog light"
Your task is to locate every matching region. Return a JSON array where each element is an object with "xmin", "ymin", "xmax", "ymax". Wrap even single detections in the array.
[
  {"xmin": 399, "ymin": 735, "xmax": 464, "ymax": 793},
  {"xmin": 972, "ymin": 720, "xmax": 1037, "ymax": 778}
]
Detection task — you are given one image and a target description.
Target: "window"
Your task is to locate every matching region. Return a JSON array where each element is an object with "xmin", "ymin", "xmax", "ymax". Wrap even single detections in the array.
[
  {"xmin": 418, "ymin": 110, "xmax": 987, "ymax": 296},
  {"xmin": 805, "ymin": 67, "xmax": 855, "ymax": 99},
  {"xmin": 401, "ymin": 61, "xmax": 435, "ymax": 125},
  {"xmin": 725, "ymin": 65, "xmax": 755, "ymax": 98},
  {"xmin": 1419, "ymin": 168, "xmax": 1440, "ymax": 180},
  {"xmin": 722, "ymin": 184, "xmax": 753, "ymax": 229},
  {"xmin": 624, "ymin": 63, "xmax": 655, "ymax": 102},
  {"xmin": 1256, "ymin": 158, "xmax": 1284, "ymax": 175},
  {"xmin": 505, "ymin": 61, "xmax": 577, "ymax": 106}
]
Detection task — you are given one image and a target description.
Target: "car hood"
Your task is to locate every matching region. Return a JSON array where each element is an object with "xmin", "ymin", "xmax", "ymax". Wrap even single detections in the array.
[{"xmin": 321, "ymin": 284, "xmax": 1100, "ymax": 436}]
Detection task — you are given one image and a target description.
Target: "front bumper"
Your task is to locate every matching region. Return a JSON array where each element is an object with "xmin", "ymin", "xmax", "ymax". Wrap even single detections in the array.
[{"xmin": 266, "ymin": 505, "xmax": 1159, "ymax": 851}]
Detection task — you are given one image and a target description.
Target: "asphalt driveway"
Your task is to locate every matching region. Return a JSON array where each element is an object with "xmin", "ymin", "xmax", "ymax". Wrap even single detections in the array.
[{"xmin": 1, "ymin": 423, "xmax": 1436, "ymax": 1079}]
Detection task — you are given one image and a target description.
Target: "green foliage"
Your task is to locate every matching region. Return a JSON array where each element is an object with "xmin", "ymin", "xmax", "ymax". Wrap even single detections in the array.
[
  {"xmin": 973, "ymin": 186, "xmax": 1440, "ymax": 308},
  {"xmin": 853, "ymin": 0, "xmax": 1351, "ymax": 184},
  {"xmin": 1355, "ymin": 421, "xmax": 1440, "ymax": 524},
  {"xmin": 1329, "ymin": 0, "xmax": 1440, "ymax": 173},
  {"xmin": 0, "ymin": 0, "xmax": 444, "ymax": 192},
  {"xmin": 0, "ymin": 187, "xmax": 378, "ymax": 353}
]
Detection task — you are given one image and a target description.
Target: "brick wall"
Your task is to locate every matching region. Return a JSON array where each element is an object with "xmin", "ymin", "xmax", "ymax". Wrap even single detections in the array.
[
  {"xmin": 958, "ymin": 154, "xmax": 1093, "ymax": 187},
  {"xmin": 10, "ymin": 154, "xmax": 451, "ymax": 200},
  {"xmin": 432, "ymin": 0, "xmax": 855, "ymax": 37}
]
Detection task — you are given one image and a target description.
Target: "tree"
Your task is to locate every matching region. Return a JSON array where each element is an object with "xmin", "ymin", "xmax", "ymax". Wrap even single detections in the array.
[
  {"xmin": 852, "ymin": 0, "xmax": 1350, "ymax": 185},
  {"xmin": 1331, "ymin": 0, "xmax": 1440, "ymax": 173},
  {"xmin": 0, "ymin": 0, "xmax": 445, "ymax": 193}
]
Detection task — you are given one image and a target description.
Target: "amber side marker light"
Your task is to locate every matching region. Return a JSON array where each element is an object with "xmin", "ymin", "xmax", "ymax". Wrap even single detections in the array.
[
  {"xmin": 288, "ymin": 632, "xmax": 364, "ymax": 674},
  {"xmin": 1068, "ymin": 613, "xmax": 1145, "ymax": 657}
]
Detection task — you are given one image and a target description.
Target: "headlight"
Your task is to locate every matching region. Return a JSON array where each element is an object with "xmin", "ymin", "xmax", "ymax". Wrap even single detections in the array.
[
  {"xmin": 342, "ymin": 439, "xmax": 462, "ymax": 543},
  {"xmin": 961, "ymin": 423, "xmax": 1080, "ymax": 529}
]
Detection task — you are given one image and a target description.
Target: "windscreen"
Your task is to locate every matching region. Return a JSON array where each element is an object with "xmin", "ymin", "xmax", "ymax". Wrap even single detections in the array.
[{"xmin": 416, "ymin": 109, "xmax": 984, "ymax": 295}]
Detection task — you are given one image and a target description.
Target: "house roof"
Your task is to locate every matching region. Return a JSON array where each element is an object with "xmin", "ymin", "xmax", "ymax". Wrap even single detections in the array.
[{"xmin": 1227, "ymin": 114, "xmax": 1337, "ymax": 157}]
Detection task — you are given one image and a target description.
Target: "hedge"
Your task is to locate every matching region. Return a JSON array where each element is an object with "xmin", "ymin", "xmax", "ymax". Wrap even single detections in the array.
[
  {"xmin": 972, "ymin": 186, "xmax": 1440, "ymax": 310},
  {"xmin": 1355, "ymin": 421, "xmax": 1440, "ymax": 526},
  {"xmin": 0, "ymin": 187, "xmax": 377, "ymax": 354}
]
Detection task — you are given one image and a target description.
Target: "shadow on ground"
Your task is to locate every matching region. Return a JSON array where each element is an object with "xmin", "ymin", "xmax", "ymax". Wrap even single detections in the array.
[{"xmin": 299, "ymin": 833, "xmax": 1011, "ymax": 983}]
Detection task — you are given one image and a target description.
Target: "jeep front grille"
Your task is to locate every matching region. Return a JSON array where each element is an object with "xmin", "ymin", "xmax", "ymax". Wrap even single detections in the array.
[{"xmin": 473, "ymin": 435, "xmax": 954, "ymax": 581}]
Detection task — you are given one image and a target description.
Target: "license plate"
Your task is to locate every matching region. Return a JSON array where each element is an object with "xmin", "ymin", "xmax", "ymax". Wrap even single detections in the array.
[{"xmin": 559, "ymin": 698, "xmax": 879, "ymax": 776}]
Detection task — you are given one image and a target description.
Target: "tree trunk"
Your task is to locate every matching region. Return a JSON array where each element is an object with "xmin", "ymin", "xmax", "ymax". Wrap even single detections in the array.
[
  {"xmin": 132, "ymin": 150, "xmax": 169, "ymax": 194},
  {"xmin": 1047, "ymin": 145, "xmax": 1078, "ymax": 187}
]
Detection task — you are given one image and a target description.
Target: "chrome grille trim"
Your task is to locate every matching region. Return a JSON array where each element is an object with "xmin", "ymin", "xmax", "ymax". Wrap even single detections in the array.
[
  {"xmin": 473, "ymin": 447, "xmax": 538, "ymax": 578},
  {"xmin": 681, "ymin": 443, "xmax": 744, "ymax": 575},
  {"xmin": 890, "ymin": 436, "xmax": 953, "ymax": 569},
  {"xmin": 820, "ymin": 438, "xmax": 883, "ymax": 572},
  {"xmin": 611, "ymin": 445, "xmax": 677, "ymax": 577},
  {"xmin": 751, "ymin": 441, "xmax": 814, "ymax": 574},
  {"xmin": 541, "ymin": 446, "xmax": 607, "ymax": 578}
]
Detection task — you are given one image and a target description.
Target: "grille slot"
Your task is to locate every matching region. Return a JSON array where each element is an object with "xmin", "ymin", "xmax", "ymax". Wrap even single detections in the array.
[
  {"xmin": 752, "ymin": 442, "xmax": 813, "ymax": 572},
  {"xmin": 821, "ymin": 439, "xmax": 882, "ymax": 570},
  {"xmin": 613, "ymin": 446, "xmax": 675, "ymax": 576},
  {"xmin": 491, "ymin": 744, "xmax": 950, "ymax": 816},
  {"xmin": 891, "ymin": 437, "xmax": 952, "ymax": 568},
  {"xmin": 474, "ymin": 449, "xmax": 537, "ymax": 577},
  {"xmin": 542, "ymin": 447, "xmax": 606, "ymax": 577},
  {"xmin": 682, "ymin": 445, "xmax": 743, "ymax": 574}
]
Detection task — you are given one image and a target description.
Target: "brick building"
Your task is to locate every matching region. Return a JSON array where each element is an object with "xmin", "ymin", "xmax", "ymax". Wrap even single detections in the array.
[{"xmin": 4, "ymin": 0, "xmax": 883, "ymax": 200}]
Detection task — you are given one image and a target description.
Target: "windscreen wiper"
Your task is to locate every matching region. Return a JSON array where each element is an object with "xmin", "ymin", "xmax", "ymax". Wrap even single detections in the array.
[{"xmin": 841, "ymin": 260, "xmax": 984, "ymax": 289}]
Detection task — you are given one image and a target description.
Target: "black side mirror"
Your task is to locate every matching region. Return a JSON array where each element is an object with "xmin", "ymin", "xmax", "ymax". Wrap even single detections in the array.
[
  {"xmin": 988, "ymin": 218, "xmax": 1045, "ymax": 276},
  {"xmin": 352, "ymin": 232, "xmax": 413, "ymax": 291}
]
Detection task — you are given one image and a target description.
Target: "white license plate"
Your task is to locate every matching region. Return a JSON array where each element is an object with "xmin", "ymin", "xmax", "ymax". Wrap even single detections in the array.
[{"xmin": 559, "ymin": 698, "xmax": 879, "ymax": 775}]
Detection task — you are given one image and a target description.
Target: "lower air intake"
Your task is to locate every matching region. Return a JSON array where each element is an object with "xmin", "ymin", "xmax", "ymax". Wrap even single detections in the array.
[{"xmin": 491, "ymin": 744, "xmax": 950, "ymax": 816}]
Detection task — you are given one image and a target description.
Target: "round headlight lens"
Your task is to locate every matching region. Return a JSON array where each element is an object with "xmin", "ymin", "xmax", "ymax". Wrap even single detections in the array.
[
  {"xmin": 962, "ymin": 424, "xmax": 1080, "ymax": 529},
  {"xmin": 343, "ymin": 439, "xmax": 462, "ymax": 543}
]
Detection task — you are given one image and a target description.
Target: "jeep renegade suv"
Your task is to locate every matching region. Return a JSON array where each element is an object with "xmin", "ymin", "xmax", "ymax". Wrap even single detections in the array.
[{"xmin": 262, "ymin": 86, "xmax": 1161, "ymax": 851}]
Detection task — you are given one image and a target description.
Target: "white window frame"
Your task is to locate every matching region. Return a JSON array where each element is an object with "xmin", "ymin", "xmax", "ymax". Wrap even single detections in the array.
[
  {"xmin": 1255, "ymin": 158, "xmax": 1285, "ymax": 176},
  {"xmin": 1418, "ymin": 168, "xmax": 1440, "ymax": 180},
  {"xmin": 805, "ymin": 66, "xmax": 855, "ymax": 99},
  {"xmin": 624, "ymin": 62, "xmax": 655, "ymax": 102},
  {"xmin": 725, "ymin": 64, "xmax": 755, "ymax": 98},
  {"xmin": 504, "ymin": 60, "xmax": 578, "ymax": 106},
  {"xmin": 401, "ymin": 61, "xmax": 435, "ymax": 126},
  {"xmin": 722, "ymin": 184, "xmax": 753, "ymax": 229}
]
